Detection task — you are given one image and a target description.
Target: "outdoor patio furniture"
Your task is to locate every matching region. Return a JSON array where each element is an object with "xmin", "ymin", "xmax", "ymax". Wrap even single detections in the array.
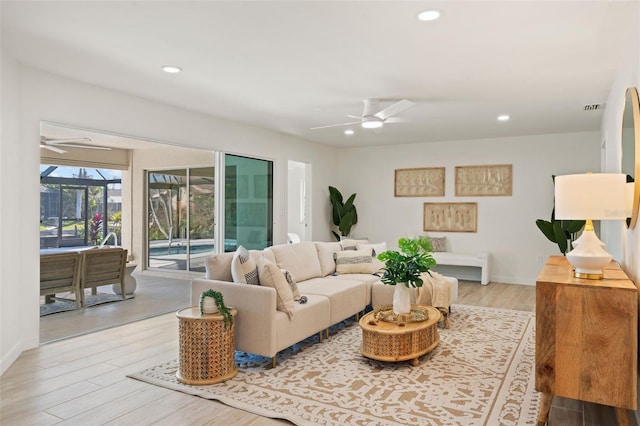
[
  {"xmin": 79, "ymin": 247, "xmax": 128, "ymax": 307},
  {"xmin": 40, "ymin": 252, "xmax": 83, "ymax": 309}
]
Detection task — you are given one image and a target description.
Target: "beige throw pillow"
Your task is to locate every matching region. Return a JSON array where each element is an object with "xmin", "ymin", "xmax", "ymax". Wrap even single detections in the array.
[
  {"xmin": 259, "ymin": 261, "xmax": 295, "ymax": 319},
  {"xmin": 315, "ymin": 241, "xmax": 343, "ymax": 276},
  {"xmin": 334, "ymin": 249, "xmax": 375, "ymax": 274},
  {"xmin": 429, "ymin": 237, "xmax": 447, "ymax": 252},
  {"xmin": 356, "ymin": 241, "xmax": 388, "ymax": 256},
  {"xmin": 268, "ymin": 242, "xmax": 322, "ymax": 282}
]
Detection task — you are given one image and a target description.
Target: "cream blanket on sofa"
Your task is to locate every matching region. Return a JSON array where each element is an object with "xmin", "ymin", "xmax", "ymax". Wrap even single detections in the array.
[{"xmin": 415, "ymin": 271, "xmax": 451, "ymax": 328}]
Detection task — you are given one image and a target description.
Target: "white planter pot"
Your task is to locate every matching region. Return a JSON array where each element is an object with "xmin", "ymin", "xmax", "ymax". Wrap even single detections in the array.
[
  {"xmin": 393, "ymin": 283, "xmax": 412, "ymax": 315},
  {"xmin": 200, "ymin": 295, "xmax": 219, "ymax": 314}
]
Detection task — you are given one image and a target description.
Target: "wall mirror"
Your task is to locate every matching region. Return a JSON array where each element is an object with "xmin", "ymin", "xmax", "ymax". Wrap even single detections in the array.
[{"xmin": 622, "ymin": 87, "xmax": 640, "ymax": 228}]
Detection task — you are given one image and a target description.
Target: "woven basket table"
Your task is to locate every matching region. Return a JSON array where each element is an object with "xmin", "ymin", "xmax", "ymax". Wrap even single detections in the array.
[
  {"xmin": 176, "ymin": 307, "xmax": 237, "ymax": 385},
  {"xmin": 359, "ymin": 304, "xmax": 440, "ymax": 366}
]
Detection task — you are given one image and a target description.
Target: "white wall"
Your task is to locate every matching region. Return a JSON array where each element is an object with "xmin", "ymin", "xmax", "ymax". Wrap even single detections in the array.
[
  {"xmin": 338, "ymin": 132, "xmax": 601, "ymax": 285},
  {"xmin": 601, "ymin": 8, "xmax": 640, "ymax": 418},
  {"xmin": 0, "ymin": 64, "xmax": 338, "ymax": 375}
]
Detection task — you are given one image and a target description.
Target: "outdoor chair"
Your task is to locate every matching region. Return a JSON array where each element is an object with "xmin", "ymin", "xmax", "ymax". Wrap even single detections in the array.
[
  {"xmin": 40, "ymin": 252, "xmax": 83, "ymax": 309},
  {"xmin": 79, "ymin": 247, "xmax": 128, "ymax": 307}
]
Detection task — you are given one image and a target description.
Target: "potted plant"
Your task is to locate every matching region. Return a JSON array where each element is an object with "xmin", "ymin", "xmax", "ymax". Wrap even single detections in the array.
[
  {"xmin": 377, "ymin": 236, "xmax": 436, "ymax": 315},
  {"xmin": 199, "ymin": 289, "xmax": 233, "ymax": 329},
  {"xmin": 328, "ymin": 186, "xmax": 358, "ymax": 241},
  {"xmin": 535, "ymin": 176, "xmax": 585, "ymax": 254}
]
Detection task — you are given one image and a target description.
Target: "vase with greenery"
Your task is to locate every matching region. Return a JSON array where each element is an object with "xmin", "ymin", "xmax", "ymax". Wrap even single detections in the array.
[
  {"xmin": 377, "ymin": 236, "xmax": 436, "ymax": 314},
  {"xmin": 328, "ymin": 186, "xmax": 358, "ymax": 241},
  {"xmin": 199, "ymin": 289, "xmax": 233, "ymax": 329}
]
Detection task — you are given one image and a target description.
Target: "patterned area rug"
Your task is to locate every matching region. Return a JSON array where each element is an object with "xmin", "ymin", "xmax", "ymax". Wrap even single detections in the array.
[{"xmin": 129, "ymin": 304, "xmax": 539, "ymax": 425}]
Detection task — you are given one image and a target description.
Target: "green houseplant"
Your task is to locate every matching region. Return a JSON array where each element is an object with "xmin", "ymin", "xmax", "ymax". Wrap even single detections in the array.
[
  {"xmin": 377, "ymin": 236, "xmax": 436, "ymax": 314},
  {"xmin": 199, "ymin": 289, "xmax": 233, "ymax": 329},
  {"xmin": 328, "ymin": 186, "xmax": 358, "ymax": 241},
  {"xmin": 535, "ymin": 176, "xmax": 585, "ymax": 254}
]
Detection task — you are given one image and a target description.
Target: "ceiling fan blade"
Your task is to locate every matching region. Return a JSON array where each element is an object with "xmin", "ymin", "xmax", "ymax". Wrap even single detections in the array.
[
  {"xmin": 40, "ymin": 144, "xmax": 66, "ymax": 154},
  {"xmin": 55, "ymin": 143, "xmax": 112, "ymax": 151},
  {"xmin": 43, "ymin": 137, "xmax": 92, "ymax": 145},
  {"xmin": 384, "ymin": 117, "xmax": 410, "ymax": 124},
  {"xmin": 310, "ymin": 121, "xmax": 361, "ymax": 130},
  {"xmin": 375, "ymin": 99, "xmax": 415, "ymax": 121},
  {"xmin": 347, "ymin": 115, "xmax": 364, "ymax": 120}
]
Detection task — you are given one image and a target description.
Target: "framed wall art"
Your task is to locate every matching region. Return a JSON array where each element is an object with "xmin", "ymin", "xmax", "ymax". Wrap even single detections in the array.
[
  {"xmin": 394, "ymin": 167, "xmax": 445, "ymax": 197},
  {"xmin": 423, "ymin": 202, "xmax": 478, "ymax": 233},
  {"xmin": 455, "ymin": 164, "xmax": 512, "ymax": 196}
]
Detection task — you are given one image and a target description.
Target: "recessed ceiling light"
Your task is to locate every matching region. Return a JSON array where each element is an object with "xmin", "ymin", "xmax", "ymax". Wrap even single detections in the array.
[
  {"xmin": 417, "ymin": 10, "xmax": 441, "ymax": 22},
  {"xmin": 162, "ymin": 65, "xmax": 182, "ymax": 74},
  {"xmin": 344, "ymin": 129, "xmax": 354, "ymax": 135},
  {"xmin": 497, "ymin": 114, "xmax": 510, "ymax": 121}
]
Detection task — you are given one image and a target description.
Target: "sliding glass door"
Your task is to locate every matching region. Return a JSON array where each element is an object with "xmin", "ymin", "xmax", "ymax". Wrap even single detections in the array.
[
  {"xmin": 146, "ymin": 155, "xmax": 272, "ymax": 273},
  {"xmin": 147, "ymin": 167, "xmax": 215, "ymax": 272},
  {"xmin": 224, "ymin": 154, "xmax": 273, "ymax": 252}
]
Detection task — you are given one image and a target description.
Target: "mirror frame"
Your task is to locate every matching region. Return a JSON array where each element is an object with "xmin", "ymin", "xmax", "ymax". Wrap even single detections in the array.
[{"xmin": 622, "ymin": 87, "xmax": 640, "ymax": 229}]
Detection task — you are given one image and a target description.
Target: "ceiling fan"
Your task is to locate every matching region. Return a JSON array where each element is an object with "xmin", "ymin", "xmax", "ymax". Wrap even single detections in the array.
[
  {"xmin": 311, "ymin": 98, "xmax": 415, "ymax": 130},
  {"xmin": 40, "ymin": 136, "xmax": 111, "ymax": 154}
]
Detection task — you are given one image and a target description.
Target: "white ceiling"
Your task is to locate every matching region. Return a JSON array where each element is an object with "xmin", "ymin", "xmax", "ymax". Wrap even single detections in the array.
[{"xmin": 3, "ymin": 1, "xmax": 638, "ymax": 148}]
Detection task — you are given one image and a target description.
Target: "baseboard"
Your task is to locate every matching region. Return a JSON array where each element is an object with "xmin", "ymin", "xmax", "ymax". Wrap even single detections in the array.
[{"xmin": 1, "ymin": 335, "xmax": 38, "ymax": 376}]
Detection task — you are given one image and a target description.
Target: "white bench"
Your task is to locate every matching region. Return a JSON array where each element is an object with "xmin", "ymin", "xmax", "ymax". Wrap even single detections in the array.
[{"xmin": 432, "ymin": 252, "xmax": 490, "ymax": 285}]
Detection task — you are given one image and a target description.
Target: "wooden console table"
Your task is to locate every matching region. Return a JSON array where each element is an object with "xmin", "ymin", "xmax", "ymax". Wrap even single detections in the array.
[{"xmin": 535, "ymin": 256, "xmax": 637, "ymax": 426}]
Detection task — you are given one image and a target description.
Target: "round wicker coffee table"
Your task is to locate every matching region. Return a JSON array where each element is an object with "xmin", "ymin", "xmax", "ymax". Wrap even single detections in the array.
[
  {"xmin": 176, "ymin": 307, "xmax": 237, "ymax": 385},
  {"xmin": 359, "ymin": 304, "xmax": 440, "ymax": 366}
]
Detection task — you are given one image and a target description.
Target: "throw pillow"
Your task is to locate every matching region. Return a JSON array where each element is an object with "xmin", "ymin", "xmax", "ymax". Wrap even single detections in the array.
[
  {"xmin": 340, "ymin": 238, "xmax": 369, "ymax": 251},
  {"xmin": 231, "ymin": 245, "xmax": 260, "ymax": 285},
  {"xmin": 429, "ymin": 237, "xmax": 447, "ymax": 252},
  {"xmin": 356, "ymin": 241, "xmax": 388, "ymax": 257},
  {"xmin": 259, "ymin": 261, "xmax": 295, "ymax": 319},
  {"xmin": 315, "ymin": 241, "xmax": 343, "ymax": 276},
  {"xmin": 334, "ymin": 249, "xmax": 375, "ymax": 274},
  {"xmin": 282, "ymin": 269, "xmax": 301, "ymax": 301}
]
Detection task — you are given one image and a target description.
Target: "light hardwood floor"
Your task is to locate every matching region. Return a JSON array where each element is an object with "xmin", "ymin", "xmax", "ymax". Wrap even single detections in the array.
[{"xmin": 1, "ymin": 281, "xmax": 634, "ymax": 425}]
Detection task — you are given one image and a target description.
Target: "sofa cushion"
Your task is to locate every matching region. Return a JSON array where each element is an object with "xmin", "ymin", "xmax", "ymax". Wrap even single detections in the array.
[
  {"xmin": 231, "ymin": 245, "xmax": 259, "ymax": 285},
  {"xmin": 267, "ymin": 242, "xmax": 322, "ymax": 282},
  {"xmin": 334, "ymin": 249, "xmax": 375, "ymax": 274},
  {"xmin": 259, "ymin": 260, "xmax": 295, "ymax": 319},
  {"xmin": 315, "ymin": 241, "xmax": 343, "ymax": 277},
  {"xmin": 204, "ymin": 252, "xmax": 234, "ymax": 281}
]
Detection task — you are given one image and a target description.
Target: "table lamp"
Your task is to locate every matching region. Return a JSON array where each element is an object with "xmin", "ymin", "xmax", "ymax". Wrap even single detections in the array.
[{"xmin": 554, "ymin": 173, "xmax": 628, "ymax": 279}]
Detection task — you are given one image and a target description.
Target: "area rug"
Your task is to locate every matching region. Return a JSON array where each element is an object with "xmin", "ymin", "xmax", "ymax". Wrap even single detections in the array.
[
  {"xmin": 40, "ymin": 292, "xmax": 134, "ymax": 316},
  {"xmin": 128, "ymin": 304, "xmax": 539, "ymax": 425}
]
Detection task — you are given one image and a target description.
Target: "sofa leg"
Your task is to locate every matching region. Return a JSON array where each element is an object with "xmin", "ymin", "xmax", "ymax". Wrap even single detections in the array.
[
  {"xmin": 318, "ymin": 331, "xmax": 323, "ymax": 343},
  {"xmin": 355, "ymin": 312, "xmax": 360, "ymax": 321},
  {"xmin": 326, "ymin": 328, "xmax": 330, "ymax": 339},
  {"xmin": 271, "ymin": 357, "xmax": 277, "ymax": 368}
]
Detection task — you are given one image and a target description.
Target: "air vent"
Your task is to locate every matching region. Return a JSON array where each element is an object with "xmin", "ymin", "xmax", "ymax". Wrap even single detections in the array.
[{"xmin": 584, "ymin": 104, "xmax": 603, "ymax": 111}]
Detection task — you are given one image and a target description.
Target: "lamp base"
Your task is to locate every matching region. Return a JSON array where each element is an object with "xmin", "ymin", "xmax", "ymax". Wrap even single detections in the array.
[
  {"xmin": 573, "ymin": 271, "xmax": 604, "ymax": 280},
  {"xmin": 565, "ymin": 229, "xmax": 612, "ymax": 280}
]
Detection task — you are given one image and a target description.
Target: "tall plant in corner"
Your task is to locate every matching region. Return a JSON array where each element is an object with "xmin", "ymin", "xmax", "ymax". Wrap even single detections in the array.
[
  {"xmin": 328, "ymin": 186, "xmax": 358, "ymax": 241},
  {"xmin": 535, "ymin": 175, "xmax": 585, "ymax": 254}
]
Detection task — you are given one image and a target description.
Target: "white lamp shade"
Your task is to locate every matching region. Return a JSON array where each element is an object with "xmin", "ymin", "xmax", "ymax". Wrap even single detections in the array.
[{"xmin": 554, "ymin": 173, "xmax": 627, "ymax": 220}]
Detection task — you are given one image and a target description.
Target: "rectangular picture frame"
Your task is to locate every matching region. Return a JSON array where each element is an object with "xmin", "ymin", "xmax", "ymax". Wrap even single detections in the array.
[
  {"xmin": 423, "ymin": 202, "xmax": 478, "ymax": 233},
  {"xmin": 394, "ymin": 167, "xmax": 445, "ymax": 197},
  {"xmin": 455, "ymin": 164, "xmax": 512, "ymax": 196}
]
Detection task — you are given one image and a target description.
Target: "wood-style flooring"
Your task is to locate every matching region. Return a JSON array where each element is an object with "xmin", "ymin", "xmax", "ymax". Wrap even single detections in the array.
[{"xmin": 2, "ymin": 281, "xmax": 636, "ymax": 425}]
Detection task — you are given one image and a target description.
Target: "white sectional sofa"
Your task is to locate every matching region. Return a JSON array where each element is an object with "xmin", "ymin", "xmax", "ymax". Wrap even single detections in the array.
[{"xmin": 191, "ymin": 240, "xmax": 458, "ymax": 366}]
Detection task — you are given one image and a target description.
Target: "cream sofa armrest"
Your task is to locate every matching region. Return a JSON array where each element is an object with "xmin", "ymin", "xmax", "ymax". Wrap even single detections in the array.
[{"xmin": 191, "ymin": 279, "xmax": 278, "ymax": 357}]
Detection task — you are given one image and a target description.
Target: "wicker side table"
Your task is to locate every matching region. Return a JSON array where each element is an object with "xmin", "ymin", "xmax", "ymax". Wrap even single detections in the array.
[
  {"xmin": 359, "ymin": 305, "xmax": 440, "ymax": 366},
  {"xmin": 176, "ymin": 307, "xmax": 238, "ymax": 385}
]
